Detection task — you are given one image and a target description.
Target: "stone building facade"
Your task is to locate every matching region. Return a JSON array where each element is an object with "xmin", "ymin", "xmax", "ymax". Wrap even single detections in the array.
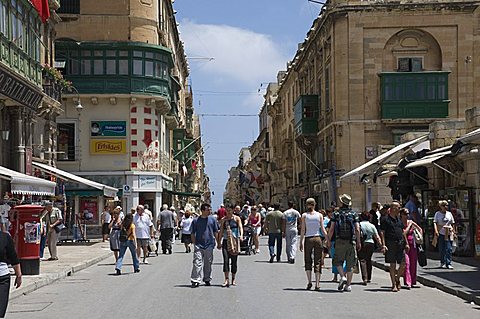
[
  {"xmin": 252, "ymin": 0, "xmax": 480, "ymax": 212},
  {"xmin": 54, "ymin": 0, "xmax": 207, "ymax": 220}
]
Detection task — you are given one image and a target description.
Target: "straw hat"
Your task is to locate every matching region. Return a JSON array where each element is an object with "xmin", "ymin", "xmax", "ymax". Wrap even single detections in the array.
[{"xmin": 339, "ymin": 194, "xmax": 352, "ymax": 206}]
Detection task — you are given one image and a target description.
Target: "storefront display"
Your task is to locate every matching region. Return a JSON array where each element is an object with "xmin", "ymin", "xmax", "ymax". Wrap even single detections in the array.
[{"xmin": 422, "ymin": 188, "xmax": 475, "ymax": 257}]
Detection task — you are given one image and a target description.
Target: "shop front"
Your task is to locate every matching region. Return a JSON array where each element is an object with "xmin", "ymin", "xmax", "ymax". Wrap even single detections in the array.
[
  {"xmin": 32, "ymin": 161, "xmax": 119, "ymax": 238},
  {"xmin": 124, "ymin": 172, "xmax": 173, "ymax": 219},
  {"xmin": 422, "ymin": 188, "xmax": 475, "ymax": 257}
]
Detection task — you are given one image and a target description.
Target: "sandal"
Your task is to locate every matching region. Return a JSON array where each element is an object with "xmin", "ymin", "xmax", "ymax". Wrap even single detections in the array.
[
  {"xmin": 306, "ymin": 282, "xmax": 312, "ymax": 290},
  {"xmin": 222, "ymin": 281, "xmax": 230, "ymax": 288},
  {"xmin": 314, "ymin": 285, "xmax": 320, "ymax": 291}
]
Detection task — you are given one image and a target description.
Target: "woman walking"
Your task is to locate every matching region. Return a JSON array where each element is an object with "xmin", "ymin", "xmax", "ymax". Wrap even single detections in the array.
[
  {"xmin": 218, "ymin": 204, "xmax": 243, "ymax": 287},
  {"xmin": 115, "ymin": 213, "xmax": 140, "ymax": 275},
  {"xmin": 400, "ymin": 208, "xmax": 422, "ymax": 288},
  {"xmin": 109, "ymin": 207, "xmax": 122, "ymax": 261},
  {"xmin": 358, "ymin": 211, "xmax": 381, "ymax": 285},
  {"xmin": 299, "ymin": 198, "xmax": 328, "ymax": 291},
  {"xmin": 248, "ymin": 206, "xmax": 261, "ymax": 253},
  {"xmin": 433, "ymin": 200, "xmax": 456, "ymax": 269},
  {"xmin": 180, "ymin": 210, "xmax": 194, "ymax": 253},
  {"xmin": 0, "ymin": 231, "xmax": 22, "ymax": 318}
]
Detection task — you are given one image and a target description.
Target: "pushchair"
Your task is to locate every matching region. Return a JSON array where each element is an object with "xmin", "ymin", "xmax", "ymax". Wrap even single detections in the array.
[{"xmin": 240, "ymin": 225, "xmax": 255, "ymax": 255}]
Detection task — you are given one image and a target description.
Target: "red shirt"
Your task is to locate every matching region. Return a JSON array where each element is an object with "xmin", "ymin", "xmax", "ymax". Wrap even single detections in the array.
[{"xmin": 217, "ymin": 207, "xmax": 226, "ymax": 221}]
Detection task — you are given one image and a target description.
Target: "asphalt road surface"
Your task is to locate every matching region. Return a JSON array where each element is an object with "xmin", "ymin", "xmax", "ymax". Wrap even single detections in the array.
[{"xmin": 7, "ymin": 237, "xmax": 480, "ymax": 319}]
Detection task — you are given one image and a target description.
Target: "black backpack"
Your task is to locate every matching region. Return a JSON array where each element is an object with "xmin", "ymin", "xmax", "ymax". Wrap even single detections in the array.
[{"xmin": 336, "ymin": 211, "xmax": 355, "ymax": 240}]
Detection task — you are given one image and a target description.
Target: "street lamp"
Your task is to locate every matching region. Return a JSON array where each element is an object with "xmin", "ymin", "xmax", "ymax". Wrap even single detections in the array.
[{"xmin": 64, "ymin": 85, "xmax": 82, "ymax": 112}]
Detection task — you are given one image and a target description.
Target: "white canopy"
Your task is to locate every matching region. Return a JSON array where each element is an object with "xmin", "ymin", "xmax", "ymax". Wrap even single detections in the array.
[
  {"xmin": 0, "ymin": 166, "xmax": 56, "ymax": 196},
  {"xmin": 340, "ymin": 135, "xmax": 429, "ymax": 181},
  {"xmin": 32, "ymin": 162, "xmax": 118, "ymax": 197}
]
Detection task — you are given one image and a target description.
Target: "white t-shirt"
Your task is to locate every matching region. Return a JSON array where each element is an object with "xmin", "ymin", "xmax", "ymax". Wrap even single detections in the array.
[
  {"xmin": 0, "ymin": 262, "xmax": 9, "ymax": 277},
  {"xmin": 433, "ymin": 210, "xmax": 455, "ymax": 235},
  {"xmin": 102, "ymin": 212, "xmax": 111, "ymax": 224},
  {"xmin": 134, "ymin": 214, "xmax": 153, "ymax": 239},
  {"xmin": 303, "ymin": 211, "xmax": 322, "ymax": 238},
  {"xmin": 284, "ymin": 208, "xmax": 301, "ymax": 232},
  {"xmin": 0, "ymin": 204, "xmax": 10, "ymax": 224},
  {"xmin": 181, "ymin": 217, "xmax": 193, "ymax": 234}
]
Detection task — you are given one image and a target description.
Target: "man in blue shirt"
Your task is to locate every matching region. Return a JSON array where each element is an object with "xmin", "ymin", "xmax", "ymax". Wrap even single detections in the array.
[{"xmin": 190, "ymin": 203, "xmax": 219, "ymax": 288}]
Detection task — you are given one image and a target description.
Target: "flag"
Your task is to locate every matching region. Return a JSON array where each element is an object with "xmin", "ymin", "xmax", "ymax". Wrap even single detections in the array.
[
  {"xmin": 191, "ymin": 160, "xmax": 197, "ymax": 170},
  {"xmin": 31, "ymin": 0, "xmax": 50, "ymax": 23}
]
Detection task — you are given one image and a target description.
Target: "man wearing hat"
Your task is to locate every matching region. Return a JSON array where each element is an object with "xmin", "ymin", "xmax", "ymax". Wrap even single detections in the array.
[{"xmin": 327, "ymin": 194, "xmax": 361, "ymax": 292}]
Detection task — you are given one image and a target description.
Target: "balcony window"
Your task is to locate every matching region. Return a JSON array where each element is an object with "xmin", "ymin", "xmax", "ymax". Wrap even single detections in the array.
[
  {"xmin": 398, "ymin": 57, "xmax": 422, "ymax": 72},
  {"xmin": 380, "ymin": 71, "xmax": 450, "ymax": 119},
  {"xmin": 57, "ymin": 0, "xmax": 80, "ymax": 14}
]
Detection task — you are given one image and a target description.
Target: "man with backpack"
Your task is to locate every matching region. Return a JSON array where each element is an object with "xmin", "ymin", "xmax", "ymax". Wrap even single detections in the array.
[{"xmin": 327, "ymin": 194, "xmax": 361, "ymax": 292}]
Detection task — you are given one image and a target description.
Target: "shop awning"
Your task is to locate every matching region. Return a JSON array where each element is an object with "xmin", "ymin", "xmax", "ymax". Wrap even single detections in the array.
[
  {"xmin": 404, "ymin": 150, "xmax": 452, "ymax": 169},
  {"xmin": 32, "ymin": 162, "xmax": 118, "ymax": 197},
  {"xmin": 167, "ymin": 190, "xmax": 202, "ymax": 198},
  {"xmin": 0, "ymin": 166, "xmax": 56, "ymax": 196},
  {"xmin": 340, "ymin": 135, "xmax": 429, "ymax": 181},
  {"xmin": 457, "ymin": 127, "xmax": 480, "ymax": 145}
]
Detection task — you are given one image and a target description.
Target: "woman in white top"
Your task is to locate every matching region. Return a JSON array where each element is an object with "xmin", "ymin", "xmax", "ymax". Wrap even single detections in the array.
[
  {"xmin": 433, "ymin": 200, "xmax": 456, "ymax": 269},
  {"xmin": 299, "ymin": 198, "xmax": 329, "ymax": 291},
  {"xmin": 180, "ymin": 210, "xmax": 194, "ymax": 253}
]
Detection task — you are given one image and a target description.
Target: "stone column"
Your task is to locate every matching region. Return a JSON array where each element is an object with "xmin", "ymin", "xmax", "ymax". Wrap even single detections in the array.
[{"xmin": 9, "ymin": 106, "xmax": 26, "ymax": 173}]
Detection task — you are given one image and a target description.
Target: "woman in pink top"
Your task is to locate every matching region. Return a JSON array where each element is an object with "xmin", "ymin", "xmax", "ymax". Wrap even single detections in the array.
[
  {"xmin": 400, "ymin": 208, "xmax": 422, "ymax": 288},
  {"xmin": 248, "ymin": 206, "xmax": 262, "ymax": 253}
]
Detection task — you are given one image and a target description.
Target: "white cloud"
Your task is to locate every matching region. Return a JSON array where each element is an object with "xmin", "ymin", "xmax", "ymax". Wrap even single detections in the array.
[{"xmin": 179, "ymin": 20, "xmax": 287, "ymax": 87}]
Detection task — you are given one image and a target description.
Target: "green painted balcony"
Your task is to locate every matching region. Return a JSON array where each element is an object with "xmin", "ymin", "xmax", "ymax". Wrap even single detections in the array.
[
  {"xmin": 55, "ymin": 41, "xmax": 174, "ymax": 99},
  {"xmin": 379, "ymin": 71, "xmax": 450, "ymax": 119},
  {"xmin": 0, "ymin": 34, "xmax": 42, "ymax": 87},
  {"xmin": 294, "ymin": 95, "xmax": 319, "ymax": 137}
]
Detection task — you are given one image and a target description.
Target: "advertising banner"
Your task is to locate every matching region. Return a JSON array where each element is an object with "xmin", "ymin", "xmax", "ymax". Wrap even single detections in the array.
[
  {"xmin": 90, "ymin": 121, "xmax": 127, "ymax": 137},
  {"xmin": 90, "ymin": 139, "xmax": 127, "ymax": 155}
]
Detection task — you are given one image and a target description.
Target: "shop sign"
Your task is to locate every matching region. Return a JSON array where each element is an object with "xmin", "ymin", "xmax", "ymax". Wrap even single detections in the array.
[
  {"xmin": 139, "ymin": 176, "xmax": 156, "ymax": 189},
  {"xmin": 123, "ymin": 184, "xmax": 132, "ymax": 195},
  {"xmin": 91, "ymin": 121, "xmax": 127, "ymax": 137},
  {"xmin": 90, "ymin": 139, "xmax": 127, "ymax": 155},
  {"xmin": 0, "ymin": 67, "xmax": 43, "ymax": 110}
]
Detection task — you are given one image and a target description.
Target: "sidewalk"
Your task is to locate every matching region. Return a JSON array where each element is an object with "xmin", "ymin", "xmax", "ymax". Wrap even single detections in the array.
[
  {"xmin": 9, "ymin": 240, "xmax": 112, "ymax": 300},
  {"xmin": 372, "ymin": 252, "xmax": 480, "ymax": 305}
]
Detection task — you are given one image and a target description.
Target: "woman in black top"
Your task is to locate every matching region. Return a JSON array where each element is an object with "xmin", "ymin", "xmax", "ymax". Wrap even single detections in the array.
[{"xmin": 0, "ymin": 232, "xmax": 22, "ymax": 318}]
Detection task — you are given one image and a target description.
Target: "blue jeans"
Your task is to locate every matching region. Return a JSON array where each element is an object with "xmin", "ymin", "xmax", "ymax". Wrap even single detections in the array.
[
  {"xmin": 438, "ymin": 234, "xmax": 452, "ymax": 266},
  {"xmin": 268, "ymin": 233, "xmax": 282, "ymax": 259},
  {"xmin": 116, "ymin": 240, "xmax": 140, "ymax": 271},
  {"xmin": 39, "ymin": 234, "xmax": 47, "ymax": 258}
]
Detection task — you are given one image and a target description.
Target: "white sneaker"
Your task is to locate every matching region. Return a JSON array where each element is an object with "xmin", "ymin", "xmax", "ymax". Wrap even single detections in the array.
[
  {"xmin": 343, "ymin": 285, "xmax": 352, "ymax": 292},
  {"xmin": 144, "ymin": 258, "xmax": 149, "ymax": 264},
  {"xmin": 447, "ymin": 265, "xmax": 453, "ymax": 269},
  {"xmin": 338, "ymin": 276, "xmax": 347, "ymax": 291},
  {"xmin": 440, "ymin": 263, "xmax": 445, "ymax": 268}
]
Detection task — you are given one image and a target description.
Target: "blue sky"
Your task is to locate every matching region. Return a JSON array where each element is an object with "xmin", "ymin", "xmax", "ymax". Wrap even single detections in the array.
[{"xmin": 174, "ymin": 1, "xmax": 323, "ymax": 209}]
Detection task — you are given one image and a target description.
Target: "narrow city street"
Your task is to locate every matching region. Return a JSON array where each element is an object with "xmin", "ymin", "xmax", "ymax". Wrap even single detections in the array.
[{"xmin": 6, "ymin": 238, "xmax": 479, "ymax": 319}]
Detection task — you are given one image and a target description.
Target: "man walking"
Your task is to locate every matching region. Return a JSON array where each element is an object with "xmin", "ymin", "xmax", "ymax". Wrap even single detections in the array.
[
  {"xmin": 190, "ymin": 203, "xmax": 219, "ymax": 288},
  {"xmin": 379, "ymin": 200, "xmax": 406, "ymax": 292},
  {"xmin": 283, "ymin": 201, "xmax": 301, "ymax": 264},
  {"xmin": 265, "ymin": 203, "xmax": 285, "ymax": 263},
  {"xmin": 327, "ymin": 194, "xmax": 360, "ymax": 292},
  {"xmin": 158, "ymin": 204, "xmax": 175, "ymax": 254},
  {"xmin": 134, "ymin": 205, "xmax": 153, "ymax": 264}
]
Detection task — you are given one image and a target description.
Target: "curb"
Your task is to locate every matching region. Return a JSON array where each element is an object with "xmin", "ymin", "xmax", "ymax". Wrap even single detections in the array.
[
  {"xmin": 9, "ymin": 250, "xmax": 112, "ymax": 300},
  {"xmin": 372, "ymin": 260, "xmax": 480, "ymax": 306}
]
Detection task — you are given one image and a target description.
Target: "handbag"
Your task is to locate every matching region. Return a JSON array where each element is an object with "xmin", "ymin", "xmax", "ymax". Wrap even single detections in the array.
[
  {"xmin": 413, "ymin": 228, "xmax": 423, "ymax": 245},
  {"xmin": 431, "ymin": 234, "xmax": 438, "ymax": 248},
  {"xmin": 54, "ymin": 223, "xmax": 66, "ymax": 233},
  {"xmin": 226, "ymin": 220, "xmax": 239, "ymax": 256},
  {"xmin": 417, "ymin": 245, "xmax": 427, "ymax": 267}
]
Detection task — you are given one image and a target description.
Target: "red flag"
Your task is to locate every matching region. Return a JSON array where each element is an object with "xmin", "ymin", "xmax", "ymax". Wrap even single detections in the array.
[
  {"xmin": 191, "ymin": 160, "xmax": 197, "ymax": 170},
  {"xmin": 31, "ymin": 0, "xmax": 50, "ymax": 23}
]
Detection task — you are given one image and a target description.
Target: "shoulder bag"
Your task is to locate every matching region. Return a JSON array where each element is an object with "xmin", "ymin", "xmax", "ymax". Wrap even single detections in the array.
[
  {"xmin": 417, "ymin": 245, "xmax": 427, "ymax": 267},
  {"xmin": 226, "ymin": 220, "xmax": 239, "ymax": 256},
  {"xmin": 49, "ymin": 210, "xmax": 65, "ymax": 233}
]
